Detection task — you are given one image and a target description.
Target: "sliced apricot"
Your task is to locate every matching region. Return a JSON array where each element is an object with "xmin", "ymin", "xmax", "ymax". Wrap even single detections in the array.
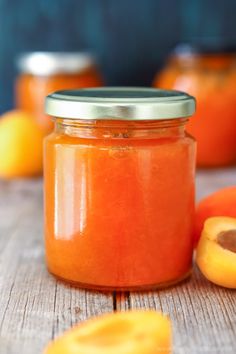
[
  {"xmin": 196, "ymin": 216, "xmax": 236, "ymax": 288},
  {"xmin": 44, "ymin": 311, "xmax": 171, "ymax": 354},
  {"xmin": 194, "ymin": 186, "xmax": 236, "ymax": 245}
]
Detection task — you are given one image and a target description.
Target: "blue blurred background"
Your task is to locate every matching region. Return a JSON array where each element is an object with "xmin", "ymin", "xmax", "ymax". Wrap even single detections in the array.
[{"xmin": 0, "ymin": 0, "xmax": 236, "ymax": 113}]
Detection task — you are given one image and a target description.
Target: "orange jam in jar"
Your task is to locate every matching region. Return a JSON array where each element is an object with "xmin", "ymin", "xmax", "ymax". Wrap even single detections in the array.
[
  {"xmin": 154, "ymin": 43, "xmax": 236, "ymax": 167},
  {"xmin": 44, "ymin": 88, "xmax": 196, "ymax": 291},
  {"xmin": 15, "ymin": 52, "xmax": 103, "ymax": 134}
]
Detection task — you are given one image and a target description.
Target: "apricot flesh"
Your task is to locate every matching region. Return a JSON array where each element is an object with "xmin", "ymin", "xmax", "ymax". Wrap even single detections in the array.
[
  {"xmin": 44, "ymin": 310, "xmax": 171, "ymax": 354},
  {"xmin": 194, "ymin": 186, "xmax": 236, "ymax": 244},
  {"xmin": 196, "ymin": 216, "xmax": 236, "ymax": 288}
]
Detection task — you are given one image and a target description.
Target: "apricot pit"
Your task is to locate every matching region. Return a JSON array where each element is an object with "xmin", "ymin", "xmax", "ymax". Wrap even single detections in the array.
[{"xmin": 217, "ymin": 230, "xmax": 236, "ymax": 253}]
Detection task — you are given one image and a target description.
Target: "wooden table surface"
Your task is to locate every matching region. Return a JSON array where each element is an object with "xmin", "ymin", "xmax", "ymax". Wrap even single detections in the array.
[{"xmin": 0, "ymin": 169, "xmax": 236, "ymax": 354}]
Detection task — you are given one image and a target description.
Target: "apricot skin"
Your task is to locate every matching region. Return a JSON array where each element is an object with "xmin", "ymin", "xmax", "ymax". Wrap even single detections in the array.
[
  {"xmin": 195, "ymin": 186, "xmax": 236, "ymax": 244},
  {"xmin": 44, "ymin": 310, "xmax": 171, "ymax": 354},
  {"xmin": 0, "ymin": 110, "xmax": 44, "ymax": 178},
  {"xmin": 196, "ymin": 217, "xmax": 236, "ymax": 288}
]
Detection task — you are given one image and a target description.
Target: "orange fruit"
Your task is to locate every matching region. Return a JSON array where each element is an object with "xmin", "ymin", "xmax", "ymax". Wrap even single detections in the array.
[
  {"xmin": 44, "ymin": 310, "xmax": 171, "ymax": 354},
  {"xmin": 0, "ymin": 110, "xmax": 44, "ymax": 178}
]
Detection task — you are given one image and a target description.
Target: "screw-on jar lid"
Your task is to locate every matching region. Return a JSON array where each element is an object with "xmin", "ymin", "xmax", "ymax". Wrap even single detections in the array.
[
  {"xmin": 17, "ymin": 52, "xmax": 96, "ymax": 76},
  {"xmin": 45, "ymin": 87, "xmax": 196, "ymax": 120}
]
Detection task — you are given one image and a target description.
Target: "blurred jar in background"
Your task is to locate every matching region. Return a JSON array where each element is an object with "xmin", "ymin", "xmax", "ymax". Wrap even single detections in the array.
[
  {"xmin": 15, "ymin": 52, "xmax": 103, "ymax": 134},
  {"xmin": 154, "ymin": 43, "xmax": 236, "ymax": 167}
]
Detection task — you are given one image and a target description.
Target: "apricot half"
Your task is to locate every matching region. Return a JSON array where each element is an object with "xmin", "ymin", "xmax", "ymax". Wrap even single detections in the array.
[
  {"xmin": 196, "ymin": 216, "xmax": 236, "ymax": 288},
  {"xmin": 194, "ymin": 186, "xmax": 236, "ymax": 244},
  {"xmin": 44, "ymin": 311, "xmax": 171, "ymax": 354}
]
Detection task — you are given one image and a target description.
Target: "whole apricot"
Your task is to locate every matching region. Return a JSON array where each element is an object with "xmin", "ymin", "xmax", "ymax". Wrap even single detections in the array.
[
  {"xmin": 44, "ymin": 310, "xmax": 171, "ymax": 354},
  {"xmin": 196, "ymin": 216, "xmax": 236, "ymax": 288},
  {"xmin": 195, "ymin": 186, "xmax": 236, "ymax": 244},
  {"xmin": 0, "ymin": 110, "xmax": 44, "ymax": 178}
]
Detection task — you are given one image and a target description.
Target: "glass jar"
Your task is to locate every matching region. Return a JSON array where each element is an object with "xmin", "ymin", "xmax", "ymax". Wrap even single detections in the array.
[
  {"xmin": 154, "ymin": 44, "xmax": 236, "ymax": 167},
  {"xmin": 44, "ymin": 87, "xmax": 196, "ymax": 291},
  {"xmin": 15, "ymin": 52, "xmax": 103, "ymax": 134}
]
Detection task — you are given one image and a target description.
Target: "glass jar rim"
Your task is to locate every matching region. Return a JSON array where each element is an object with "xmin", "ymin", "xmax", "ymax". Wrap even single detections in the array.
[
  {"xmin": 16, "ymin": 51, "xmax": 96, "ymax": 76},
  {"xmin": 172, "ymin": 42, "xmax": 236, "ymax": 57},
  {"xmin": 45, "ymin": 87, "xmax": 196, "ymax": 120}
]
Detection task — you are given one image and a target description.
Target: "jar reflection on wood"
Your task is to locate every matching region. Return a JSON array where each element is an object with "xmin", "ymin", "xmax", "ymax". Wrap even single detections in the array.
[
  {"xmin": 44, "ymin": 87, "xmax": 196, "ymax": 291},
  {"xmin": 15, "ymin": 52, "xmax": 103, "ymax": 134},
  {"xmin": 154, "ymin": 43, "xmax": 236, "ymax": 167}
]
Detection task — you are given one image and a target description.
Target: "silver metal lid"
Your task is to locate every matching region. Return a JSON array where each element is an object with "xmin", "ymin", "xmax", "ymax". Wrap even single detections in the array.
[
  {"xmin": 17, "ymin": 52, "xmax": 96, "ymax": 76},
  {"xmin": 45, "ymin": 87, "xmax": 196, "ymax": 120}
]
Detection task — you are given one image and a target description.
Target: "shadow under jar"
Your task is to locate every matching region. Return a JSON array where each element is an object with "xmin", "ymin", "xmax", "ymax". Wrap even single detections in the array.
[
  {"xmin": 15, "ymin": 52, "xmax": 103, "ymax": 134},
  {"xmin": 44, "ymin": 87, "xmax": 196, "ymax": 291},
  {"xmin": 154, "ymin": 43, "xmax": 236, "ymax": 167}
]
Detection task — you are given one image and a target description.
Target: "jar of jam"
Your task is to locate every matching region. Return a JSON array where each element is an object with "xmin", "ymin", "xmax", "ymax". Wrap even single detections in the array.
[
  {"xmin": 154, "ymin": 44, "xmax": 236, "ymax": 167},
  {"xmin": 15, "ymin": 52, "xmax": 103, "ymax": 134},
  {"xmin": 44, "ymin": 87, "xmax": 196, "ymax": 291}
]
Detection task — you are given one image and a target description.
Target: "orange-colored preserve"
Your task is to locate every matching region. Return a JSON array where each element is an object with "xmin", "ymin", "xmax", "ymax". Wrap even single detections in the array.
[
  {"xmin": 154, "ymin": 44, "xmax": 236, "ymax": 167},
  {"xmin": 16, "ymin": 52, "xmax": 103, "ymax": 134},
  {"xmin": 44, "ymin": 88, "xmax": 196, "ymax": 290}
]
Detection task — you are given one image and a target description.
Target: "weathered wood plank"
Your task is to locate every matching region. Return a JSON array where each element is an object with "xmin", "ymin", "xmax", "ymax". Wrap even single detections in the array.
[
  {"xmin": 128, "ymin": 267, "xmax": 236, "ymax": 354},
  {"xmin": 0, "ymin": 180, "xmax": 114, "ymax": 354},
  {"xmin": 0, "ymin": 168, "xmax": 236, "ymax": 354},
  {"xmin": 196, "ymin": 167, "xmax": 236, "ymax": 200}
]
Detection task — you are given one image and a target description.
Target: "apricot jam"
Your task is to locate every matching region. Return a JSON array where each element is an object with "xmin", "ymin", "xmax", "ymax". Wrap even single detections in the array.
[
  {"xmin": 154, "ymin": 43, "xmax": 236, "ymax": 167},
  {"xmin": 16, "ymin": 52, "xmax": 103, "ymax": 134},
  {"xmin": 44, "ymin": 88, "xmax": 196, "ymax": 290}
]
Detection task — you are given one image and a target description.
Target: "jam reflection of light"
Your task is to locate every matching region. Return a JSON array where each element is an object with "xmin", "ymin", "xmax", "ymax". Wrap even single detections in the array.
[{"xmin": 54, "ymin": 146, "xmax": 87, "ymax": 239}]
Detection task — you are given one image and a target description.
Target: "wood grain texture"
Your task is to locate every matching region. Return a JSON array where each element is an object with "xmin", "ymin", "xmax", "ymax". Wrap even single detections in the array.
[
  {"xmin": 127, "ymin": 268, "xmax": 236, "ymax": 354},
  {"xmin": 196, "ymin": 167, "xmax": 236, "ymax": 200},
  {"xmin": 0, "ymin": 170, "xmax": 236, "ymax": 353},
  {"xmin": 0, "ymin": 180, "xmax": 113, "ymax": 354}
]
